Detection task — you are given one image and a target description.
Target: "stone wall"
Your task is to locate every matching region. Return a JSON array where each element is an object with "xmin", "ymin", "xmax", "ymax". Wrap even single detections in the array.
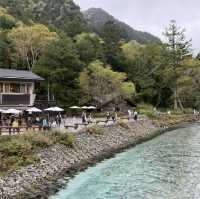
[{"xmin": 0, "ymin": 119, "xmax": 160, "ymax": 198}]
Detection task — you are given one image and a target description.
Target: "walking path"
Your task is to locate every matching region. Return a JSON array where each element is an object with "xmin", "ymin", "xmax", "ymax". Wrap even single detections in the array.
[{"xmin": 0, "ymin": 116, "xmax": 137, "ymax": 136}]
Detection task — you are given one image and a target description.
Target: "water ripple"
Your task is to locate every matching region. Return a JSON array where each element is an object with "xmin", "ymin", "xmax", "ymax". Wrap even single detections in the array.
[{"xmin": 50, "ymin": 126, "xmax": 200, "ymax": 199}]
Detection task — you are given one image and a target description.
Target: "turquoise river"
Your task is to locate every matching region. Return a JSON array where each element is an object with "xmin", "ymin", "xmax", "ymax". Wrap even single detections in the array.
[{"xmin": 50, "ymin": 125, "xmax": 200, "ymax": 199}]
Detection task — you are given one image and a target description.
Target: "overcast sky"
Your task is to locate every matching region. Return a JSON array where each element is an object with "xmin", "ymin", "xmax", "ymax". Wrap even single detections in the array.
[{"xmin": 74, "ymin": 0, "xmax": 200, "ymax": 54}]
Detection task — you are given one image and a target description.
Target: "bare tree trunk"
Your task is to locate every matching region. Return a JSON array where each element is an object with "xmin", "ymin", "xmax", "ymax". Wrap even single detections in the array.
[
  {"xmin": 47, "ymin": 81, "xmax": 50, "ymax": 102},
  {"xmin": 174, "ymin": 87, "xmax": 178, "ymax": 110},
  {"xmin": 178, "ymin": 98, "xmax": 184, "ymax": 110}
]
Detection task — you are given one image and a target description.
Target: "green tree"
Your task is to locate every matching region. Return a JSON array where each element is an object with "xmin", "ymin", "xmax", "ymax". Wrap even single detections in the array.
[
  {"xmin": 164, "ymin": 20, "xmax": 192, "ymax": 109},
  {"xmin": 123, "ymin": 43, "xmax": 172, "ymax": 107},
  {"xmin": 75, "ymin": 32, "xmax": 104, "ymax": 64},
  {"xmin": 0, "ymin": 0, "xmax": 87, "ymax": 36},
  {"xmin": 176, "ymin": 58, "xmax": 200, "ymax": 108},
  {"xmin": 102, "ymin": 21, "xmax": 126, "ymax": 71},
  {"xmin": 0, "ymin": 30, "xmax": 11, "ymax": 68},
  {"xmin": 79, "ymin": 60, "xmax": 135, "ymax": 106},
  {"xmin": 0, "ymin": 7, "xmax": 17, "ymax": 29},
  {"xmin": 8, "ymin": 24, "xmax": 58, "ymax": 70},
  {"xmin": 33, "ymin": 35, "xmax": 83, "ymax": 108}
]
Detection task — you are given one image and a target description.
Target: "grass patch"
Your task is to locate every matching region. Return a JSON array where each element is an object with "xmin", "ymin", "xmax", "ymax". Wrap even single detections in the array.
[
  {"xmin": 152, "ymin": 114, "xmax": 196, "ymax": 127},
  {"xmin": 118, "ymin": 121, "xmax": 131, "ymax": 130},
  {"xmin": 137, "ymin": 103, "xmax": 159, "ymax": 119},
  {"xmin": 49, "ymin": 130, "xmax": 75, "ymax": 147},
  {"xmin": 86, "ymin": 127, "xmax": 103, "ymax": 135},
  {"xmin": 0, "ymin": 131, "xmax": 75, "ymax": 175}
]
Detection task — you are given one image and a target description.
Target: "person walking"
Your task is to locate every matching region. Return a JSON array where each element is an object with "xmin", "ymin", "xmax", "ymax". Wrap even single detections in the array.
[
  {"xmin": 82, "ymin": 111, "xmax": 87, "ymax": 124},
  {"xmin": 128, "ymin": 110, "xmax": 132, "ymax": 119},
  {"xmin": 88, "ymin": 113, "xmax": 92, "ymax": 124},
  {"xmin": 56, "ymin": 114, "xmax": 62, "ymax": 127},
  {"xmin": 133, "ymin": 110, "xmax": 138, "ymax": 121},
  {"xmin": 42, "ymin": 117, "xmax": 49, "ymax": 130},
  {"xmin": 9, "ymin": 117, "xmax": 14, "ymax": 135},
  {"xmin": 12, "ymin": 119, "xmax": 19, "ymax": 134},
  {"xmin": 26, "ymin": 117, "xmax": 32, "ymax": 131},
  {"xmin": 106, "ymin": 112, "xmax": 110, "ymax": 121},
  {"xmin": 112, "ymin": 111, "xmax": 118, "ymax": 123},
  {"xmin": 114, "ymin": 111, "xmax": 118, "ymax": 122}
]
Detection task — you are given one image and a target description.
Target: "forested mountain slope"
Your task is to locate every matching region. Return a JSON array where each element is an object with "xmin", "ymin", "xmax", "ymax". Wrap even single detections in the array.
[
  {"xmin": 83, "ymin": 8, "xmax": 160, "ymax": 44},
  {"xmin": 0, "ymin": 0, "xmax": 87, "ymax": 36}
]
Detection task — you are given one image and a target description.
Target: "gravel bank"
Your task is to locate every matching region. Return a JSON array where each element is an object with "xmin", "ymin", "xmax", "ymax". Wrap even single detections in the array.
[{"xmin": 0, "ymin": 118, "xmax": 166, "ymax": 198}]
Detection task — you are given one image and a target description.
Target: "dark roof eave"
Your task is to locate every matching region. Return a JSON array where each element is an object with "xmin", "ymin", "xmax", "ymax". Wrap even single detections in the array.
[
  {"xmin": 0, "ymin": 68, "xmax": 44, "ymax": 81},
  {"xmin": 0, "ymin": 77, "xmax": 44, "ymax": 81}
]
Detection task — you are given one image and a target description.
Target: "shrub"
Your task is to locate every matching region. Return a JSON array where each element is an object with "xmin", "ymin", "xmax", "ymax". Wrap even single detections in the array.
[
  {"xmin": 50, "ymin": 130, "xmax": 75, "ymax": 147},
  {"xmin": 138, "ymin": 103, "xmax": 154, "ymax": 112},
  {"xmin": 54, "ymin": 133, "xmax": 75, "ymax": 147},
  {"xmin": 145, "ymin": 111, "xmax": 159, "ymax": 119},
  {"xmin": 0, "ymin": 130, "xmax": 75, "ymax": 175},
  {"xmin": 22, "ymin": 133, "xmax": 53, "ymax": 148},
  {"xmin": 0, "ymin": 154, "xmax": 40, "ymax": 175},
  {"xmin": 86, "ymin": 127, "xmax": 103, "ymax": 135},
  {"xmin": 0, "ymin": 139, "xmax": 32, "ymax": 157}
]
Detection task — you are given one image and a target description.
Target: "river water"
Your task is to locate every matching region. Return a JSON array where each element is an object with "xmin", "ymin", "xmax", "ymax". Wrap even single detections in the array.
[{"xmin": 50, "ymin": 125, "xmax": 200, "ymax": 199}]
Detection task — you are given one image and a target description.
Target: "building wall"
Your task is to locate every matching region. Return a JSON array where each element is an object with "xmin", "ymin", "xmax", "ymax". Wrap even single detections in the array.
[{"xmin": 0, "ymin": 81, "xmax": 35, "ymax": 106}]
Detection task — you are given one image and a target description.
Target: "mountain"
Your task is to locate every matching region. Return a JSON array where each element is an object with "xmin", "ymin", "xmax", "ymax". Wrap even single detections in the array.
[
  {"xmin": 0, "ymin": 0, "xmax": 87, "ymax": 36},
  {"xmin": 83, "ymin": 8, "xmax": 160, "ymax": 44}
]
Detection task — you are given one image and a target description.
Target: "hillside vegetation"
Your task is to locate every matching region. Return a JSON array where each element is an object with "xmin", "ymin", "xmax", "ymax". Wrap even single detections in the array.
[
  {"xmin": 0, "ymin": 1, "xmax": 200, "ymax": 110},
  {"xmin": 0, "ymin": 0, "xmax": 87, "ymax": 36},
  {"xmin": 83, "ymin": 8, "xmax": 160, "ymax": 44}
]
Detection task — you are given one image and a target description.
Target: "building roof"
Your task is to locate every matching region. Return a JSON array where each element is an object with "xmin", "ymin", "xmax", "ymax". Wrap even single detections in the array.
[{"xmin": 0, "ymin": 68, "xmax": 44, "ymax": 81}]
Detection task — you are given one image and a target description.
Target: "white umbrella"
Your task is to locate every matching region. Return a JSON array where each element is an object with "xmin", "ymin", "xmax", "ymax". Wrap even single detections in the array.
[
  {"xmin": 45, "ymin": 107, "xmax": 64, "ymax": 112},
  {"xmin": 82, "ymin": 106, "xmax": 89, "ymax": 109},
  {"xmin": 53, "ymin": 107, "xmax": 64, "ymax": 112},
  {"xmin": 3, "ymin": 109, "xmax": 22, "ymax": 114},
  {"xmin": 27, "ymin": 107, "xmax": 42, "ymax": 113},
  {"xmin": 44, "ymin": 107, "xmax": 53, "ymax": 111},
  {"xmin": 70, "ymin": 106, "xmax": 81, "ymax": 109},
  {"xmin": 87, "ymin": 106, "xmax": 97, "ymax": 109}
]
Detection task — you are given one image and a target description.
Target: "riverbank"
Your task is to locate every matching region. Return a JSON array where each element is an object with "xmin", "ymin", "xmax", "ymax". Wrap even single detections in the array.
[{"xmin": 0, "ymin": 116, "xmax": 199, "ymax": 198}]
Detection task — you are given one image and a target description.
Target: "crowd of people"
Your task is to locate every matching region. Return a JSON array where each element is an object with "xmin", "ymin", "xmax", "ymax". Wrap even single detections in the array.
[
  {"xmin": 81, "ymin": 108, "xmax": 138, "ymax": 125},
  {"xmin": 0, "ymin": 107, "xmax": 139, "ymax": 135},
  {"xmin": 0, "ymin": 113, "xmax": 63, "ymax": 135}
]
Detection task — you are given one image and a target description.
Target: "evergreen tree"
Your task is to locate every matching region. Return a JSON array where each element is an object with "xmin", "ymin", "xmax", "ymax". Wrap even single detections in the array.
[
  {"xmin": 164, "ymin": 20, "xmax": 192, "ymax": 109},
  {"xmin": 102, "ymin": 21, "xmax": 126, "ymax": 71}
]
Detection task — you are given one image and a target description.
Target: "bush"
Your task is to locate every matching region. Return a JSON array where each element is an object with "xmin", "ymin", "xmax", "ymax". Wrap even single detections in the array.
[
  {"xmin": 22, "ymin": 133, "xmax": 53, "ymax": 148},
  {"xmin": 138, "ymin": 103, "xmax": 154, "ymax": 112},
  {"xmin": 0, "ymin": 154, "xmax": 40, "ymax": 174},
  {"xmin": 48, "ymin": 130, "xmax": 75, "ymax": 147},
  {"xmin": 0, "ymin": 135, "xmax": 12, "ymax": 144},
  {"xmin": 145, "ymin": 111, "xmax": 159, "ymax": 119},
  {"xmin": 53, "ymin": 132, "xmax": 75, "ymax": 147},
  {"xmin": 0, "ymin": 139, "xmax": 32, "ymax": 157},
  {"xmin": 0, "ymin": 130, "xmax": 75, "ymax": 175},
  {"xmin": 86, "ymin": 127, "xmax": 103, "ymax": 135}
]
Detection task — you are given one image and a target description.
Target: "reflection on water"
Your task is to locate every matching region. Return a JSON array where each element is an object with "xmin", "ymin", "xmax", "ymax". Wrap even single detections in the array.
[{"xmin": 50, "ymin": 125, "xmax": 200, "ymax": 199}]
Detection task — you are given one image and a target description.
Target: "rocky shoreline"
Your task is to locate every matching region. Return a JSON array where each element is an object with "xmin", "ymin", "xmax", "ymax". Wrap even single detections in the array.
[{"xmin": 0, "ymin": 118, "xmax": 198, "ymax": 199}]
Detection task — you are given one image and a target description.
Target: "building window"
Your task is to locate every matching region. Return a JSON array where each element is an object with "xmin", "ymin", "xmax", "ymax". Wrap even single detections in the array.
[
  {"xmin": 5, "ymin": 83, "xmax": 10, "ymax": 93},
  {"xmin": 20, "ymin": 84, "xmax": 26, "ymax": 93},
  {"xmin": 10, "ymin": 83, "xmax": 20, "ymax": 93},
  {"xmin": 0, "ymin": 83, "xmax": 3, "ymax": 93},
  {"xmin": 27, "ymin": 83, "xmax": 32, "ymax": 94}
]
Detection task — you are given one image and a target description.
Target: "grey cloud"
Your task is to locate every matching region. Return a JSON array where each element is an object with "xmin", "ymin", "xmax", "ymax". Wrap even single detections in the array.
[{"xmin": 74, "ymin": 0, "xmax": 200, "ymax": 53}]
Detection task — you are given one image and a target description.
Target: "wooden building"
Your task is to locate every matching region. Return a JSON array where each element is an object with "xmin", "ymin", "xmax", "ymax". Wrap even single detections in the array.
[{"xmin": 0, "ymin": 68, "xmax": 43, "ymax": 109}]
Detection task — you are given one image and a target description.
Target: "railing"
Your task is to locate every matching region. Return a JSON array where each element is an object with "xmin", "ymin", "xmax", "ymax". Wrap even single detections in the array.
[{"xmin": 0, "ymin": 94, "xmax": 31, "ymax": 105}]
